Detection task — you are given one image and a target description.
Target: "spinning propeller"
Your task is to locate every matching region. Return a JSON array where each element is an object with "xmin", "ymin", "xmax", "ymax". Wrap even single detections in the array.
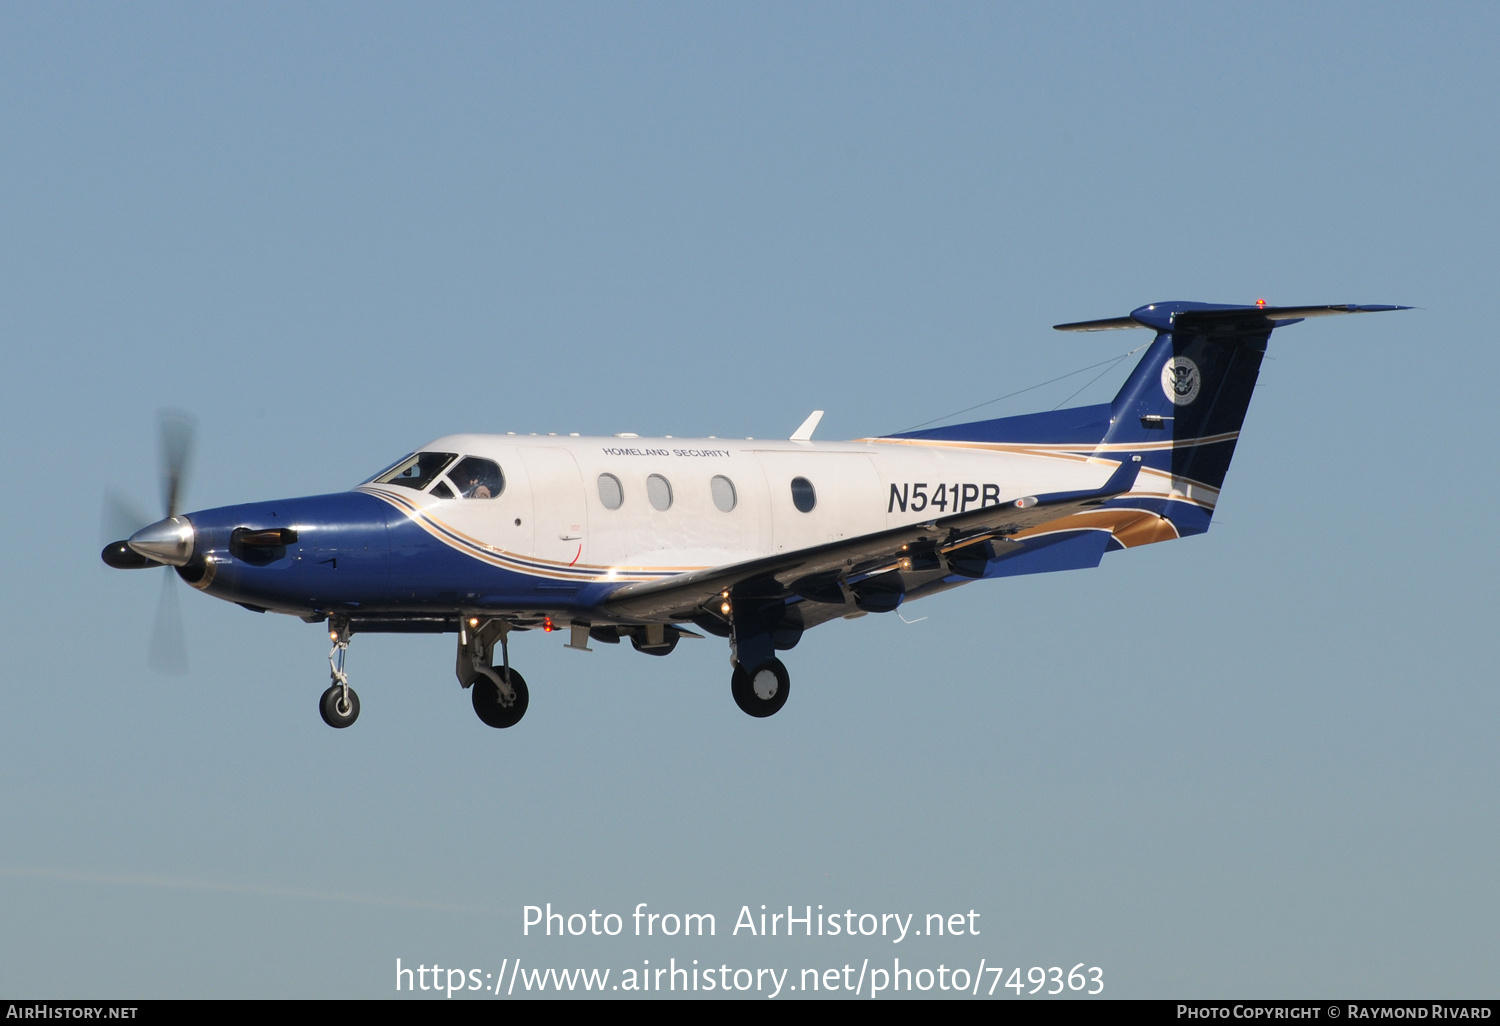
[{"xmin": 100, "ymin": 410, "xmax": 198, "ymax": 673}]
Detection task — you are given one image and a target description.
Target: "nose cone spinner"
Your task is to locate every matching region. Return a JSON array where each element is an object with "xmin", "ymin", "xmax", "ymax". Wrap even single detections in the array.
[{"xmin": 127, "ymin": 516, "xmax": 196, "ymax": 566}]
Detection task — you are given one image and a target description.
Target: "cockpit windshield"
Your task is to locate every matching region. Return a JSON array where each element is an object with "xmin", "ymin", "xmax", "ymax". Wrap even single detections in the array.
[
  {"xmin": 361, "ymin": 453, "xmax": 414, "ymax": 485},
  {"xmin": 371, "ymin": 452, "xmax": 458, "ymax": 490}
]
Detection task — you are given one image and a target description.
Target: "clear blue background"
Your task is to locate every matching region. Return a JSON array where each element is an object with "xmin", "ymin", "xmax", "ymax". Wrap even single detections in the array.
[{"xmin": 1, "ymin": 2, "xmax": 1494, "ymax": 998}]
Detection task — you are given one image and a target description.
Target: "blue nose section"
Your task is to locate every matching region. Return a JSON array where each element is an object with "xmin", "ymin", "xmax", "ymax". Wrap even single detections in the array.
[{"xmin": 185, "ymin": 492, "xmax": 394, "ymax": 615}]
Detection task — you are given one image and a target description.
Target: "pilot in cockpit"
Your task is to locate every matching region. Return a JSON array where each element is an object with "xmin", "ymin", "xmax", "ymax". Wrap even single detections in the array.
[
  {"xmin": 451, "ymin": 456, "xmax": 503, "ymax": 499},
  {"xmin": 462, "ymin": 472, "xmax": 492, "ymax": 499}
]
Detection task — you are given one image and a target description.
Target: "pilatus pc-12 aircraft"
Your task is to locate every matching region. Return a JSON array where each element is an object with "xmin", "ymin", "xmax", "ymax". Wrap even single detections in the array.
[{"xmin": 102, "ymin": 301, "xmax": 1405, "ymax": 729}]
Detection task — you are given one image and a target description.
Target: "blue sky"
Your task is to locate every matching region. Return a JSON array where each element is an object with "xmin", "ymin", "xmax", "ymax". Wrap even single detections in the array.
[{"xmin": 1, "ymin": 2, "xmax": 1495, "ymax": 998}]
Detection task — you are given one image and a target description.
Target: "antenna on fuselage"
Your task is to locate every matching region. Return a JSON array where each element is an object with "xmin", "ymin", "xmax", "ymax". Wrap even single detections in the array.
[{"xmin": 790, "ymin": 410, "xmax": 824, "ymax": 442}]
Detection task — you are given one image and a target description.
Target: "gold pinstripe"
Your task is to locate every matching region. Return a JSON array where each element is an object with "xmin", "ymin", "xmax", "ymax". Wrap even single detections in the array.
[
  {"xmin": 859, "ymin": 436, "xmax": 1226, "ymax": 508},
  {"xmin": 359, "ymin": 486, "xmax": 710, "ymax": 581}
]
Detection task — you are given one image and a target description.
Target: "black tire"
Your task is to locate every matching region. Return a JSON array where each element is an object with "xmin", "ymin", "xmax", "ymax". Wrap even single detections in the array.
[
  {"xmin": 319, "ymin": 684, "xmax": 360, "ymax": 728},
  {"xmin": 730, "ymin": 658, "xmax": 790, "ymax": 718},
  {"xmin": 471, "ymin": 669, "xmax": 529, "ymax": 728}
]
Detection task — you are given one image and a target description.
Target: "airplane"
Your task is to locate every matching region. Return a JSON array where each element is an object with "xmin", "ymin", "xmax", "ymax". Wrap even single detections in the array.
[{"xmin": 101, "ymin": 300, "xmax": 1406, "ymax": 729}]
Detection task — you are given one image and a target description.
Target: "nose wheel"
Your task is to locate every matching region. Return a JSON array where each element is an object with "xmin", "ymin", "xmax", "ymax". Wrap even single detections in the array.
[
  {"xmin": 320, "ymin": 683, "xmax": 360, "ymax": 728},
  {"xmin": 318, "ymin": 616, "xmax": 360, "ymax": 729},
  {"xmin": 731, "ymin": 658, "xmax": 790, "ymax": 718}
]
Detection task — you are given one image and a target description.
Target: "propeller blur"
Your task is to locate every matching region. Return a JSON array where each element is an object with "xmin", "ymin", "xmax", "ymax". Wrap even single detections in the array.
[{"xmin": 101, "ymin": 409, "xmax": 197, "ymax": 672}]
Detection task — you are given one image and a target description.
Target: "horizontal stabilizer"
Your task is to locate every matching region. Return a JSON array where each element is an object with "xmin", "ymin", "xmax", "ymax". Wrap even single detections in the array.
[
  {"xmin": 1051, "ymin": 315, "xmax": 1142, "ymax": 332},
  {"xmin": 1055, "ymin": 302, "xmax": 1410, "ymax": 333}
]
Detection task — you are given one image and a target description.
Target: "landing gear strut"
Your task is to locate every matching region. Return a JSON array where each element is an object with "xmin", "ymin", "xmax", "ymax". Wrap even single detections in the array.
[
  {"xmin": 320, "ymin": 617, "xmax": 360, "ymax": 728},
  {"xmin": 458, "ymin": 618, "xmax": 529, "ymax": 728}
]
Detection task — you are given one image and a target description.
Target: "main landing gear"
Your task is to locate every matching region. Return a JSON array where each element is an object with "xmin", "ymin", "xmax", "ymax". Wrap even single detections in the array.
[
  {"xmin": 731, "ymin": 657, "xmax": 790, "ymax": 718},
  {"xmin": 320, "ymin": 618, "xmax": 360, "ymax": 728},
  {"xmin": 458, "ymin": 618, "xmax": 528, "ymax": 729},
  {"xmin": 471, "ymin": 669, "xmax": 529, "ymax": 728},
  {"xmin": 719, "ymin": 597, "xmax": 797, "ymax": 719}
]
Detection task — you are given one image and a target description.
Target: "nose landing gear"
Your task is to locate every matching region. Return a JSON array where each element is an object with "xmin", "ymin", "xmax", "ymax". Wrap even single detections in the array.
[{"xmin": 320, "ymin": 617, "xmax": 360, "ymax": 728}]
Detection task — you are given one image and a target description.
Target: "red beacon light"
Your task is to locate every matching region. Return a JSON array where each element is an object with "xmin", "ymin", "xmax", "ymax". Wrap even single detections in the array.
[
  {"xmin": 542, "ymin": 616, "xmax": 554, "ymax": 632},
  {"xmin": 1255, "ymin": 298, "xmax": 1267, "ymax": 308}
]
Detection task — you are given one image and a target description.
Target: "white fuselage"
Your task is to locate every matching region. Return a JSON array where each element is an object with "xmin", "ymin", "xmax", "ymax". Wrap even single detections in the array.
[{"xmin": 360, "ymin": 433, "xmax": 1129, "ymax": 581}]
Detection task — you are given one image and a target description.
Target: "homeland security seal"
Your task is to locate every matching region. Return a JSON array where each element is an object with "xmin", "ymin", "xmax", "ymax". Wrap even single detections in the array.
[{"xmin": 1161, "ymin": 356, "xmax": 1201, "ymax": 405}]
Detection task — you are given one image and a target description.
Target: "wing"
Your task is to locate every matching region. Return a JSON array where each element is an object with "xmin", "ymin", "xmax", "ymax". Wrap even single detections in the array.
[{"xmin": 601, "ymin": 459, "xmax": 1142, "ymax": 629}]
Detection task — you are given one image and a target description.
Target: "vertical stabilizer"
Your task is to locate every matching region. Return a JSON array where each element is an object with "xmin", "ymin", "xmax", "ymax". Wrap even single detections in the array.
[
  {"xmin": 1057, "ymin": 302, "xmax": 1408, "ymax": 493},
  {"xmin": 883, "ymin": 302, "xmax": 1406, "ymax": 542},
  {"xmin": 1096, "ymin": 310, "xmax": 1268, "ymax": 491}
]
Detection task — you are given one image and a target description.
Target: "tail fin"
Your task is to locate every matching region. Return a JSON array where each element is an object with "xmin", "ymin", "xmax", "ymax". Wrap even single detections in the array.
[
  {"xmin": 1058, "ymin": 302, "xmax": 1408, "ymax": 492},
  {"xmin": 878, "ymin": 301, "xmax": 1406, "ymax": 558}
]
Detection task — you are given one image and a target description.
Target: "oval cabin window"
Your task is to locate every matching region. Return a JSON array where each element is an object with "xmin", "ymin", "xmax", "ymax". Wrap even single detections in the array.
[
  {"xmin": 710, "ymin": 475, "xmax": 737, "ymax": 512},
  {"xmin": 597, "ymin": 473, "xmax": 624, "ymax": 510},
  {"xmin": 790, "ymin": 476, "xmax": 816, "ymax": 513},
  {"xmin": 646, "ymin": 474, "xmax": 673, "ymax": 511}
]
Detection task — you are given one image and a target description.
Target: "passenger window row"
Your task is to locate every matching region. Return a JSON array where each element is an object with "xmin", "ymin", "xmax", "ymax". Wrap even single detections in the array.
[
  {"xmin": 596, "ymin": 473, "xmax": 816, "ymax": 513},
  {"xmin": 376, "ymin": 451, "xmax": 817, "ymax": 514}
]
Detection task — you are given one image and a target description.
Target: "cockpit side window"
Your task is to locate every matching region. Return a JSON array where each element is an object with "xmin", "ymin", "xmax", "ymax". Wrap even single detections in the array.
[
  {"xmin": 373, "ymin": 452, "xmax": 458, "ymax": 490},
  {"xmin": 361, "ymin": 453, "xmax": 414, "ymax": 485},
  {"xmin": 448, "ymin": 456, "xmax": 504, "ymax": 499}
]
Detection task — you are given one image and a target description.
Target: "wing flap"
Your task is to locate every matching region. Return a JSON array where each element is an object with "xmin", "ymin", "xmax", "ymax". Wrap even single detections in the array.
[{"xmin": 602, "ymin": 461, "xmax": 1141, "ymax": 622}]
